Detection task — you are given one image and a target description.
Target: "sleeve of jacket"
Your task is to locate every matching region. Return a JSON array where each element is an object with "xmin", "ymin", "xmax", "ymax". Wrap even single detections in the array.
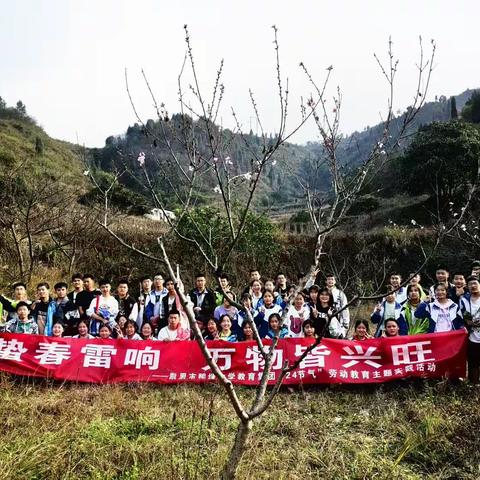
[
  {"xmin": 370, "ymin": 310, "xmax": 382, "ymax": 324},
  {"xmin": 397, "ymin": 316, "xmax": 408, "ymax": 335},
  {"xmin": 201, "ymin": 290, "xmax": 216, "ymax": 316},
  {"xmin": 145, "ymin": 299, "xmax": 154, "ymax": 321},
  {"xmin": 453, "ymin": 306, "xmax": 464, "ymax": 330},
  {"xmin": 0, "ymin": 295, "xmax": 15, "ymax": 312}
]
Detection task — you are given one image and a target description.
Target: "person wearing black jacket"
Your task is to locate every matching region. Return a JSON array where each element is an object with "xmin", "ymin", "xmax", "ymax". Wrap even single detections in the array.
[
  {"xmin": 115, "ymin": 279, "xmax": 136, "ymax": 330},
  {"xmin": 160, "ymin": 278, "xmax": 177, "ymax": 330},
  {"xmin": 75, "ymin": 274, "xmax": 101, "ymax": 320},
  {"xmin": 189, "ymin": 274, "xmax": 216, "ymax": 322}
]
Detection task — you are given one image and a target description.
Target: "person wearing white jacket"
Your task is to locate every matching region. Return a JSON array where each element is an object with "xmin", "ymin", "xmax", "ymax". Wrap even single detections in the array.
[
  {"xmin": 325, "ymin": 274, "xmax": 350, "ymax": 335},
  {"xmin": 284, "ymin": 293, "xmax": 310, "ymax": 337}
]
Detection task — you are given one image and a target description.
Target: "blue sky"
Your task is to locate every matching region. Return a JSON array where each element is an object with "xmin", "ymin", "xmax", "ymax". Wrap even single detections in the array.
[{"xmin": 1, "ymin": 0, "xmax": 479, "ymax": 147}]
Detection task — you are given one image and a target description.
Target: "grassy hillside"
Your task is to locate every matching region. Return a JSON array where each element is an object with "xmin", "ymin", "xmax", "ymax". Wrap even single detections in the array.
[
  {"xmin": 0, "ymin": 376, "xmax": 478, "ymax": 479},
  {"xmin": 0, "ymin": 116, "xmax": 86, "ymax": 189}
]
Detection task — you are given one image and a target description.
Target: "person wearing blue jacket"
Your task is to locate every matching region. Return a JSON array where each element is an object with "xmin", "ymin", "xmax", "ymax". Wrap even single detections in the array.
[
  {"xmin": 371, "ymin": 286, "xmax": 406, "ymax": 336},
  {"xmin": 265, "ymin": 313, "xmax": 289, "ymax": 339},
  {"xmin": 30, "ymin": 282, "xmax": 57, "ymax": 336},
  {"xmin": 415, "ymin": 282, "xmax": 464, "ymax": 333}
]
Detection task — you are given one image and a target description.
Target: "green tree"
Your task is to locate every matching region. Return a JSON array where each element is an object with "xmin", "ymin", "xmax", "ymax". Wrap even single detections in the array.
[
  {"xmin": 0, "ymin": 96, "xmax": 6, "ymax": 110},
  {"xmin": 400, "ymin": 121, "xmax": 480, "ymax": 208},
  {"xmin": 15, "ymin": 100, "xmax": 27, "ymax": 116},
  {"xmin": 35, "ymin": 136, "xmax": 44, "ymax": 156},
  {"xmin": 450, "ymin": 96, "xmax": 458, "ymax": 119},
  {"xmin": 462, "ymin": 90, "xmax": 480, "ymax": 123}
]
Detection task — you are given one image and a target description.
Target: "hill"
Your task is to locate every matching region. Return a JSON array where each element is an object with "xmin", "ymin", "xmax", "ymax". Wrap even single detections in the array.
[
  {"xmin": 87, "ymin": 89, "xmax": 478, "ymax": 212},
  {"xmin": 0, "ymin": 103, "xmax": 87, "ymax": 195}
]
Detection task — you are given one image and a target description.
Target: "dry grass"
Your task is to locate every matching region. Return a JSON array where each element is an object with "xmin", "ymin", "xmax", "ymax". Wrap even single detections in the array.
[{"xmin": 0, "ymin": 375, "xmax": 479, "ymax": 479}]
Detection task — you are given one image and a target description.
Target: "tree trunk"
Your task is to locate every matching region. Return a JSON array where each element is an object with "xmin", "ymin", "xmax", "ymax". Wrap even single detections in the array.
[{"xmin": 221, "ymin": 418, "xmax": 253, "ymax": 480}]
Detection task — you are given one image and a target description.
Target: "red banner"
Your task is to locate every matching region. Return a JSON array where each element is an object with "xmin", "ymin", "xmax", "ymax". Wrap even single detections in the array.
[{"xmin": 0, "ymin": 331, "xmax": 466, "ymax": 385}]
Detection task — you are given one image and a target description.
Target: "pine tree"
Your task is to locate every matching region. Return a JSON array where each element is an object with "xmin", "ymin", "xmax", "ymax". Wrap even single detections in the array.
[{"xmin": 450, "ymin": 96, "xmax": 458, "ymax": 119}]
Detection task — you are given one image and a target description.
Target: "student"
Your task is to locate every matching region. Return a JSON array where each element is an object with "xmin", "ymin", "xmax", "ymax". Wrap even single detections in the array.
[
  {"xmin": 161, "ymin": 278, "xmax": 178, "ymax": 329},
  {"xmin": 448, "ymin": 272, "xmax": 468, "ymax": 305},
  {"xmin": 415, "ymin": 282, "xmax": 464, "ymax": 333},
  {"xmin": 75, "ymin": 274, "xmax": 101, "ymax": 321},
  {"xmin": 135, "ymin": 275, "xmax": 153, "ymax": 326},
  {"xmin": 275, "ymin": 273, "xmax": 289, "ymax": 300},
  {"xmin": 399, "ymin": 285, "xmax": 429, "ymax": 335},
  {"xmin": 266, "ymin": 313, "xmax": 289, "ymax": 339},
  {"xmin": 146, "ymin": 274, "xmax": 168, "ymax": 329},
  {"xmin": 249, "ymin": 280, "xmax": 263, "ymax": 310},
  {"xmin": 242, "ymin": 269, "xmax": 261, "ymax": 295},
  {"xmin": 72, "ymin": 320, "xmax": 95, "ymax": 339},
  {"xmin": 98, "ymin": 324, "xmax": 113, "ymax": 339},
  {"xmin": 217, "ymin": 314, "xmax": 237, "ymax": 342},
  {"xmin": 214, "ymin": 292, "xmax": 239, "ymax": 324},
  {"xmin": 53, "ymin": 282, "xmax": 77, "ymax": 335},
  {"xmin": 302, "ymin": 319, "xmax": 317, "ymax": 339},
  {"xmin": 30, "ymin": 282, "xmax": 57, "ymax": 336},
  {"xmin": 114, "ymin": 280, "xmax": 136, "ymax": 330},
  {"xmin": 51, "ymin": 322, "xmax": 64, "ymax": 338},
  {"xmin": 141, "ymin": 321, "xmax": 157, "ymax": 341},
  {"xmin": 460, "ymin": 276, "xmax": 480, "ymax": 384},
  {"xmin": 350, "ymin": 319, "xmax": 372, "ymax": 341},
  {"xmin": 5, "ymin": 301, "xmax": 38, "ymax": 334},
  {"xmin": 471, "ymin": 260, "xmax": 480, "ymax": 278},
  {"xmin": 204, "ymin": 317, "xmax": 220, "ymax": 340},
  {"xmin": 157, "ymin": 310, "xmax": 190, "ymax": 341},
  {"xmin": 325, "ymin": 274, "xmax": 350, "ymax": 337},
  {"xmin": 389, "ymin": 272, "xmax": 407, "ymax": 304},
  {"xmin": 285, "ymin": 292, "xmax": 310, "ymax": 338},
  {"xmin": 189, "ymin": 273, "xmax": 216, "ymax": 322},
  {"xmin": 261, "ymin": 279, "xmax": 282, "ymax": 305},
  {"xmin": 215, "ymin": 273, "xmax": 236, "ymax": 306},
  {"xmin": 254, "ymin": 290, "xmax": 282, "ymax": 338},
  {"xmin": 313, "ymin": 288, "xmax": 344, "ymax": 338},
  {"xmin": 428, "ymin": 265, "xmax": 453, "ymax": 299},
  {"xmin": 67, "ymin": 273, "xmax": 84, "ymax": 303},
  {"xmin": 371, "ymin": 286, "xmax": 405, "ymax": 337},
  {"xmin": 122, "ymin": 319, "xmax": 142, "ymax": 340},
  {"xmin": 307, "ymin": 285, "xmax": 321, "ymax": 311},
  {"xmin": 240, "ymin": 319, "xmax": 255, "ymax": 341},
  {"xmin": 236, "ymin": 293, "xmax": 255, "ymax": 337},
  {"xmin": 86, "ymin": 279, "xmax": 119, "ymax": 336},
  {"xmin": 0, "ymin": 281, "xmax": 31, "ymax": 322},
  {"xmin": 384, "ymin": 318, "xmax": 400, "ymax": 337},
  {"xmin": 407, "ymin": 272, "xmax": 427, "ymax": 300}
]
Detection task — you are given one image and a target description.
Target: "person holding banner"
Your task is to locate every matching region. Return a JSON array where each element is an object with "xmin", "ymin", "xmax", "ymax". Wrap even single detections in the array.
[
  {"xmin": 350, "ymin": 319, "xmax": 372, "ymax": 341},
  {"xmin": 240, "ymin": 319, "xmax": 254, "ymax": 341},
  {"xmin": 384, "ymin": 318, "xmax": 401, "ymax": 337},
  {"xmin": 5, "ymin": 301, "xmax": 38, "ymax": 334},
  {"xmin": 302, "ymin": 319, "xmax": 317, "ymax": 338},
  {"xmin": 72, "ymin": 320, "xmax": 94, "ymax": 339},
  {"xmin": 157, "ymin": 310, "xmax": 190, "ymax": 341},
  {"xmin": 141, "ymin": 321, "xmax": 157, "ymax": 341},
  {"xmin": 218, "ymin": 314, "xmax": 237, "ymax": 342}
]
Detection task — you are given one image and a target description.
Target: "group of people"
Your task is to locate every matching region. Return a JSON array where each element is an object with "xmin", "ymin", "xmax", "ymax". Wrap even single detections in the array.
[{"xmin": 1, "ymin": 260, "xmax": 480, "ymax": 383}]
